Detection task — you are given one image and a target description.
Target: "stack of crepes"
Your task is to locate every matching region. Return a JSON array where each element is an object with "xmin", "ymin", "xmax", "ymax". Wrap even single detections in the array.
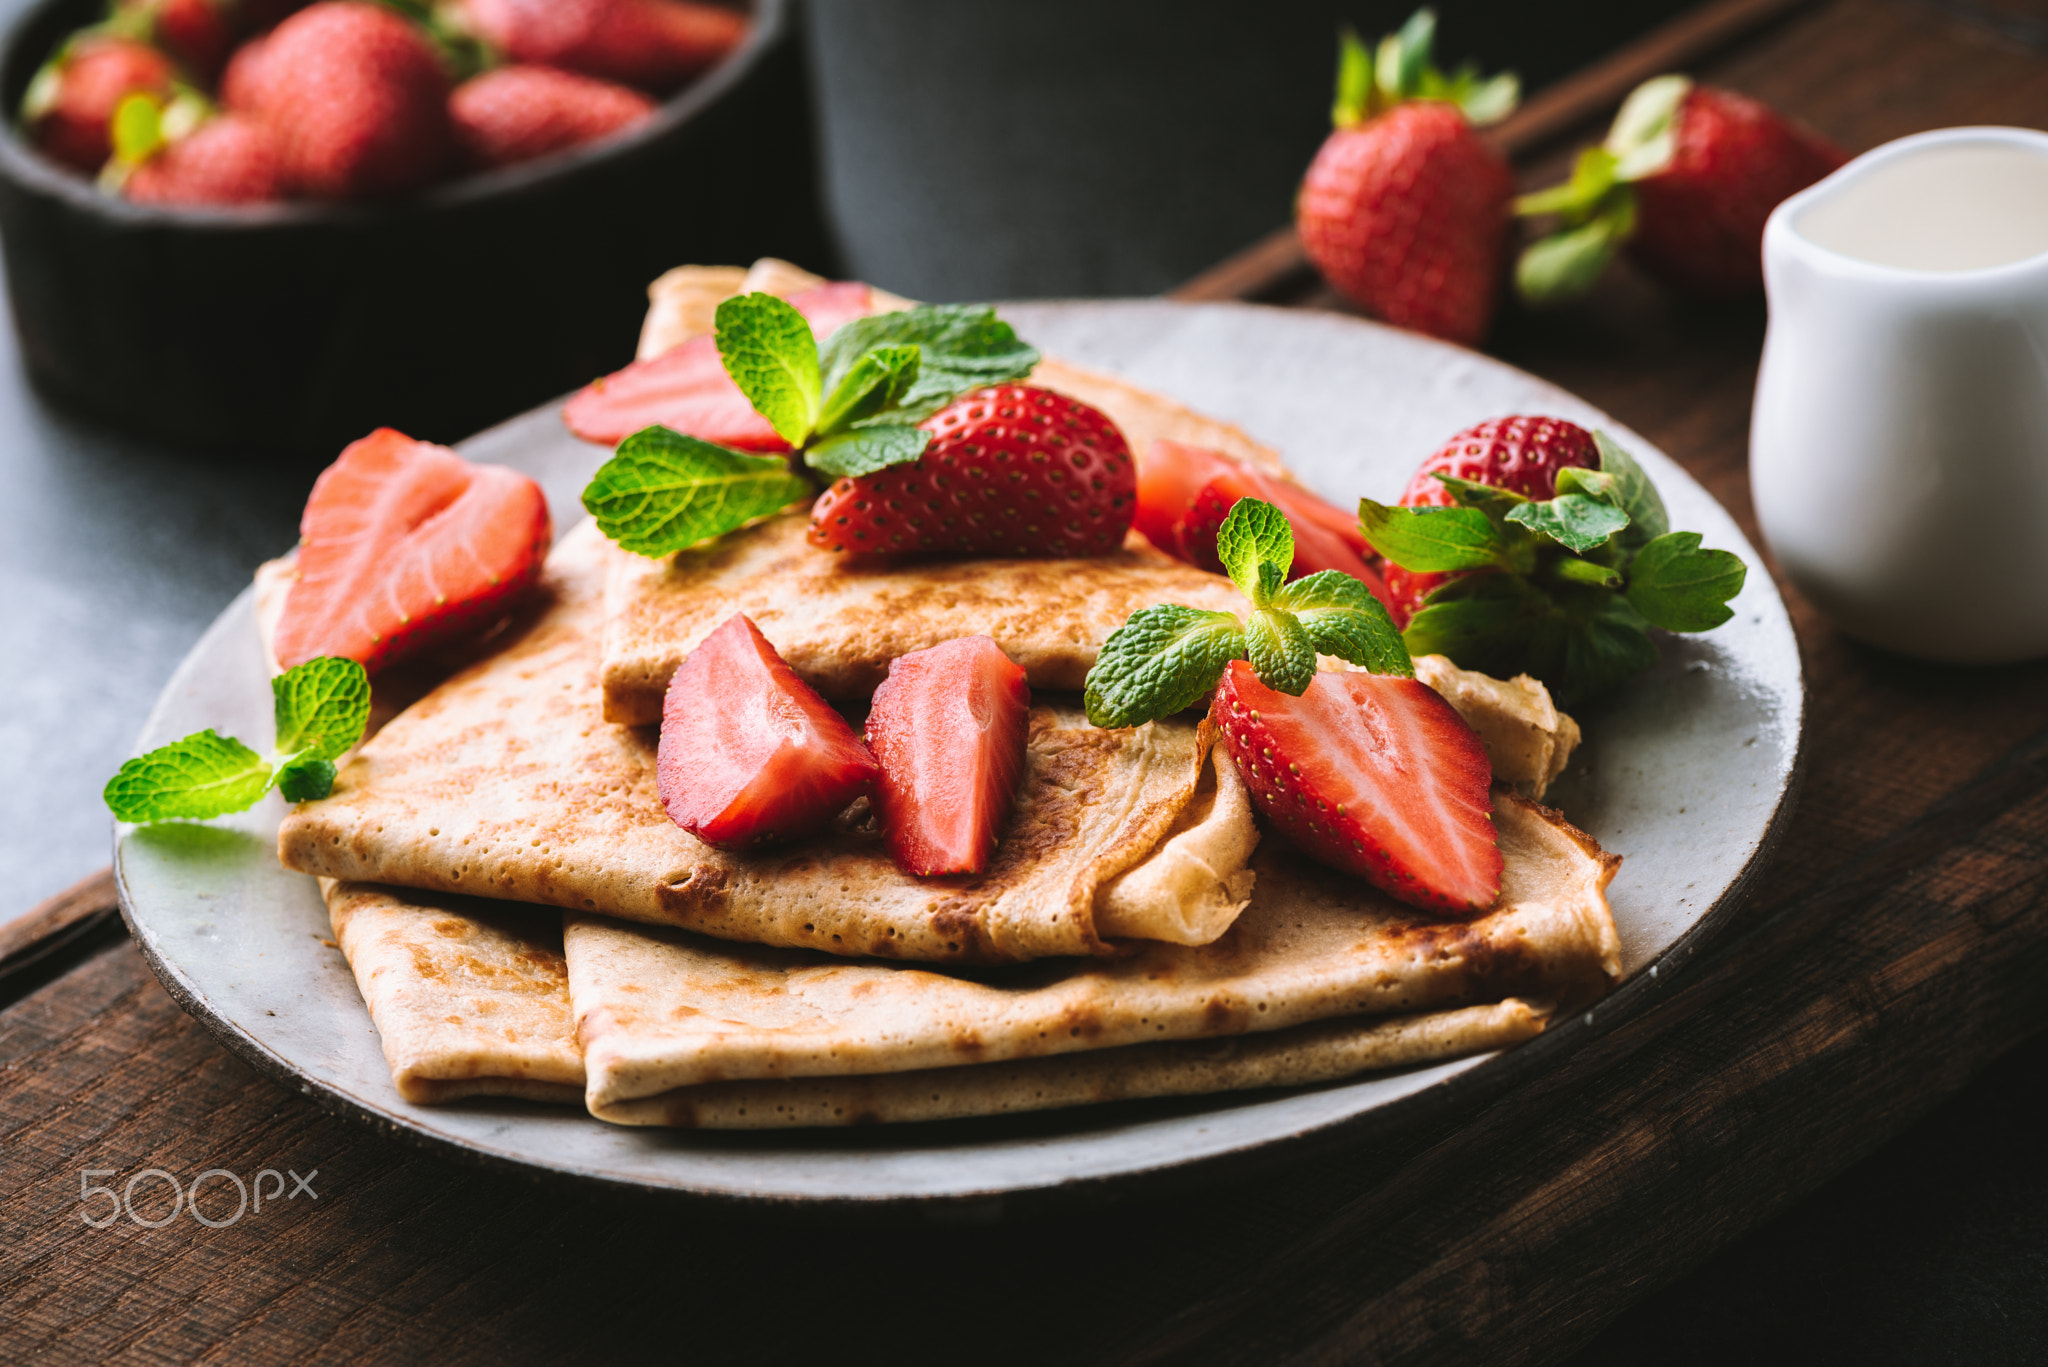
[{"xmin": 270, "ymin": 260, "xmax": 1623, "ymax": 1129}]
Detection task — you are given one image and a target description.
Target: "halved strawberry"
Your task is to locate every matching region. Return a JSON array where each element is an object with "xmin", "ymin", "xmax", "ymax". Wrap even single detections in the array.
[
  {"xmin": 1381, "ymin": 414, "xmax": 1598, "ymax": 626},
  {"xmin": 656, "ymin": 613, "xmax": 878, "ymax": 849},
  {"xmin": 864, "ymin": 636, "xmax": 1030, "ymax": 876},
  {"xmin": 807, "ymin": 384, "xmax": 1135, "ymax": 558},
  {"xmin": 1136, "ymin": 439, "xmax": 1388, "ymax": 601},
  {"xmin": 274, "ymin": 428, "xmax": 551, "ymax": 674},
  {"xmin": 562, "ymin": 281, "xmax": 875, "ymax": 447},
  {"xmin": 1210, "ymin": 661, "xmax": 1501, "ymax": 914}
]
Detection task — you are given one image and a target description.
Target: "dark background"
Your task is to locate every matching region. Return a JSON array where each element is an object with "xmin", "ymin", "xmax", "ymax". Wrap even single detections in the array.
[{"xmin": 0, "ymin": 1, "xmax": 2042, "ymax": 1362}]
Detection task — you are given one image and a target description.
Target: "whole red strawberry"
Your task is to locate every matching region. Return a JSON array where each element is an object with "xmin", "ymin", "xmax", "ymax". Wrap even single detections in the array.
[
  {"xmin": 118, "ymin": 0, "xmax": 234, "ymax": 78},
  {"xmin": 807, "ymin": 385, "xmax": 1136, "ymax": 559},
  {"xmin": 1380, "ymin": 414, "xmax": 1598, "ymax": 626},
  {"xmin": 1516, "ymin": 75, "xmax": 1845, "ymax": 302},
  {"xmin": 228, "ymin": 2, "xmax": 453, "ymax": 201},
  {"xmin": 450, "ymin": 65, "xmax": 655, "ymax": 169},
  {"xmin": 22, "ymin": 34, "xmax": 176, "ymax": 173},
  {"xmin": 457, "ymin": 0, "xmax": 747, "ymax": 94},
  {"xmin": 125, "ymin": 113, "xmax": 288, "ymax": 205},
  {"xmin": 1295, "ymin": 12, "xmax": 1519, "ymax": 346},
  {"xmin": 1211, "ymin": 661, "xmax": 1502, "ymax": 915}
]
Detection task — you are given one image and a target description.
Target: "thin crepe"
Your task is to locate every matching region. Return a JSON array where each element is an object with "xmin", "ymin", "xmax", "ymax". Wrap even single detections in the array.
[
  {"xmin": 599, "ymin": 513, "xmax": 1248, "ymax": 724},
  {"xmin": 567, "ymin": 789, "xmax": 1619, "ymax": 1115},
  {"xmin": 317, "ymin": 881, "xmax": 1557, "ymax": 1129},
  {"xmin": 325, "ymin": 879, "xmax": 583, "ymax": 1104},
  {"xmin": 598, "ymin": 260, "xmax": 1310, "ymax": 725},
  {"xmin": 279, "ymin": 521, "xmax": 1259, "ymax": 962}
]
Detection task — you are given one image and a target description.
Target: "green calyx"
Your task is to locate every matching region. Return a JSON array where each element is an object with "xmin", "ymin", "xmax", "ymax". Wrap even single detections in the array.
[
  {"xmin": 1360, "ymin": 430, "xmax": 1745, "ymax": 706},
  {"xmin": 582, "ymin": 295, "xmax": 1040, "ymax": 559},
  {"xmin": 1084, "ymin": 498, "xmax": 1411, "ymax": 729},
  {"xmin": 1331, "ymin": 8, "xmax": 1519, "ymax": 131},
  {"xmin": 105, "ymin": 657, "xmax": 372, "ymax": 823},
  {"xmin": 1513, "ymin": 74, "xmax": 1692, "ymax": 305}
]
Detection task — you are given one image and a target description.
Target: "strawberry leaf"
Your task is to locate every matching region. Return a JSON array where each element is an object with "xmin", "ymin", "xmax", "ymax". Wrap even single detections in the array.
[
  {"xmin": 818, "ymin": 305, "xmax": 1039, "ymax": 422},
  {"xmin": 1625, "ymin": 531, "xmax": 1747, "ymax": 631},
  {"xmin": 1505, "ymin": 492, "xmax": 1630, "ymax": 553},
  {"xmin": 273, "ymin": 657, "xmax": 371, "ymax": 765},
  {"xmin": 1607, "ymin": 74, "xmax": 1691, "ymax": 181},
  {"xmin": 1216, "ymin": 497, "xmax": 1294, "ymax": 604},
  {"xmin": 815, "ymin": 343, "xmax": 920, "ymax": 438},
  {"xmin": 1516, "ymin": 197, "xmax": 1635, "ymax": 305},
  {"xmin": 1272, "ymin": 570, "xmax": 1414, "ymax": 677},
  {"xmin": 1358, "ymin": 499, "xmax": 1508, "ymax": 572},
  {"xmin": 1331, "ymin": 27, "xmax": 1373, "ymax": 127},
  {"xmin": 105, "ymin": 731, "xmax": 273, "ymax": 823},
  {"xmin": 1523, "ymin": 591, "xmax": 1662, "ymax": 705},
  {"xmin": 1085, "ymin": 605, "xmax": 1247, "ymax": 729},
  {"xmin": 1593, "ymin": 431, "xmax": 1670, "ymax": 544},
  {"xmin": 806, "ymin": 423, "xmax": 931, "ymax": 481},
  {"xmin": 714, "ymin": 293, "xmax": 821, "ymax": 448},
  {"xmin": 1433, "ymin": 473, "xmax": 1529, "ymax": 509},
  {"xmin": 583, "ymin": 426, "xmax": 814, "ymax": 557},
  {"xmin": 1247, "ymin": 607, "xmax": 1317, "ymax": 696}
]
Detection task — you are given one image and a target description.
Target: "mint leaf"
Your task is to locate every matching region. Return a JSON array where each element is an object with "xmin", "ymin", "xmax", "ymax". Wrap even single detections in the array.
[
  {"xmin": 1626, "ymin": 531, "xmax": 1746, "ymax": 631},
  {"xmin": 583, "ymin": 426, "xmax": 815, "ymax": 557},
  {"xmin": 1246, "ymin": 607, "xmax": 1316, "ymax": 696},
  {"xmin": 816, "ymin": 343, "xmax": 920, "ymax": 437},
  {"xmin": 276, "ymin": 759, "xmax": 338, "ymax": 803},
  {"xmin": 1084, "ymin": 605, "xmax": 1246, "ymax": 729},
  {"xmin": 1272, "ymin": 570, "xmax": 1414, "ymax": 677},
  {"xmin": 1358, "ymin": 499, "xmax": 1507, "ymax": 572},
  {"xmin": 1506, "ymin": 493, "xmax": 1631, "ymax": 553},
  {"xmin": 714, "ymin": 293, "xmax": 821, "ymax": 448},
  {"xmin": 806, "ymin": 423, "xmax": 931, "ymax": 480},
  {"xmin": 104, "ymin": 731, "xmax": 273, "ymax": 823},
  {"xmin": 1216, "ymin": 498, "xmax": 1294, "ymax": 604},
  {"xmin": 1594, "ymin": 431, "xmax": 1669, "ymax": 544},
  {"xmin": 272, "ymin": 656, "xmax": 370, "ymax": 764},
  {"xmin": 818, "ymin": 305, "xmax": 1039, "ymax": 421}
]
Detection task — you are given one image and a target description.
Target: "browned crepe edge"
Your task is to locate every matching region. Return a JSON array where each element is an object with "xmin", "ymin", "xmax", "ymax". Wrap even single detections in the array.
[{"xmin": 590, "ymin": 997, "xmax": 1549, "ymax": 1128}]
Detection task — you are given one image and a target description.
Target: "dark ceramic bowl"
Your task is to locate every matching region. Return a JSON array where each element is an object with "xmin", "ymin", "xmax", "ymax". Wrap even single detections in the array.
[{"xmin": 0, "ymin": 0, "xmax": 832, "ymax": 454}]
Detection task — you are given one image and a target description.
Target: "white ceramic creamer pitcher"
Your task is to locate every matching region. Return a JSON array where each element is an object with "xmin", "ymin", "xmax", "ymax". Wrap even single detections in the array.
[{"xmin": 1751, "ymin": 126, "xmax": 2048, "ymax": 663}]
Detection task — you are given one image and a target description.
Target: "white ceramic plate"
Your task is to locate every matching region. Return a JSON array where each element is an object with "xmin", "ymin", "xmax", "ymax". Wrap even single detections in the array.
[{"xmin": 113, "ymin": 301, "xmax": 1803, "ymax": 1210}]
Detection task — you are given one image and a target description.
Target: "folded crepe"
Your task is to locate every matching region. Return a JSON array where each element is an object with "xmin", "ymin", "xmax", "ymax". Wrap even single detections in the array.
[
  {"xmin": 599, "ymin": 513, "xmax": 1248, "ymax": 724},
  {"xmin": 317, "ymin": 858, "xmax": 1594, "ymax": 1128},
  {"xmin": 567, "ymin": 789, "xmax": 1617, "ymax": 1116},
  {"xmin": 637, "ymin": 257, "xmax": 1292, "ymax": 481},
  {"xmin": 280, "ymin": 521, "xmax": 1262, "ymax": 962},
  {"xmin": 597, "ymin": 258, "xmax": 1312, "ymax": 727},
  {"xmin": 325, "ymin": 879, "xmax": 583, "ymax": 1104}
]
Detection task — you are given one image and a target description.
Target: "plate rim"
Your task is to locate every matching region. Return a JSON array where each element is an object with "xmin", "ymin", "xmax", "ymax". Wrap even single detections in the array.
[{"xmin": 112, "ymin": 298, "xmax": 1807, "ymax": 1212}]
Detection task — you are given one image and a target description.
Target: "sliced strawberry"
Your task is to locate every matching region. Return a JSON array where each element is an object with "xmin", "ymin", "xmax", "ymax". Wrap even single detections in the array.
[
  {"xmin": 274, "ymin": 428, "xmax": 551, "ymax": 674},
  {"xmin": 656, "ymin": 613, "xmax": 878, "ymax": 849},
  {"xmin": 864, "ymin": 636, "xmax": 1030, "ymax": 876},
  {"xmin": 806, "ymin": 384, "xmax": 1135, "ymax": 558},
  {"xmin": 1137, "ymin": 439, "xmax": 1389, "ymax": 603},
  {"xmin": 562, "ymin": 281, "xmax": 875, "ymax": 447},
  {"xmin": 1211, "ymin": 661, "xmax": 1501, "ymax": 914}
]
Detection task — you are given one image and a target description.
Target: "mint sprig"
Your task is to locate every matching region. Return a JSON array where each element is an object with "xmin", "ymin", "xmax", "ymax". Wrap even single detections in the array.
[
  {"xmin": 105, "ymin": 657, "xmax": 371, "ymax": 823},
  {"xmin": 582, "ymin": 295, "xmax": 1041, "ymax": 558},
  {"xmin": 1084, "ymin": 498, "xmax": 1410, "ymax": 728},
  {"xmin": 582, "ymin": 425, "xmax": 813, "ymax": 555},
  {"xmin": 1362, "ymin": 430, "xmax": 1746, "ymax": 704}
]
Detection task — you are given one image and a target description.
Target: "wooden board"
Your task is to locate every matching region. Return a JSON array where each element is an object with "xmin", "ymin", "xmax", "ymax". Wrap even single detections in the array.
[{"xmin": 7, "ymin": 0, "xmax": 2048, "ymax": 1360}]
